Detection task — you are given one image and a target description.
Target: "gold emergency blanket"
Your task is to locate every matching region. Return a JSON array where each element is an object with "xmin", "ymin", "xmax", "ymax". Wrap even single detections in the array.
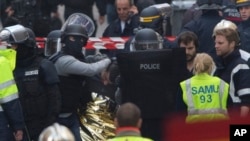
[{"xmin": 79, "ymin": 93, "xmax": 117, "ymax": 141}]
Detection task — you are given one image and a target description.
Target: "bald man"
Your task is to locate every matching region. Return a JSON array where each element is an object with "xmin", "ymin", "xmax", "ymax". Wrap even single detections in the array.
[{"xmin": 108, "ymin": 102, "xmax": 153, "ymax": 141}]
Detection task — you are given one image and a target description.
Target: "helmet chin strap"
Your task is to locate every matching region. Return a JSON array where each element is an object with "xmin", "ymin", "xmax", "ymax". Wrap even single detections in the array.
[{"xmin": 162, "ymin": 16, "xmax": 169, "ymax": 36}]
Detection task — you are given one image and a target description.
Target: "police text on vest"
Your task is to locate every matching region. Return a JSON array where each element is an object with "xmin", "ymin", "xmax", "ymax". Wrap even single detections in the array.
[{"xmin": 140, "ymin": 64, "xmax": 160, "ymax": 70}]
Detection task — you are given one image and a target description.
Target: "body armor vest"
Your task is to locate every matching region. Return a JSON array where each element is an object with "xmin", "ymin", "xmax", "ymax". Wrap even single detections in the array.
[
  {"xmin": 50, "ymin": 52, "xmax": 89, "ymax": 113},
  {"xmin": 14, "ymin": 57, "xmax": 48, "ymax": 120}
]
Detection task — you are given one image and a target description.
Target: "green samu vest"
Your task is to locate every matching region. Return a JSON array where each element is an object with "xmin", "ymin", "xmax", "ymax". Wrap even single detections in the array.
[{"xmin": 180, "ymin": 73, "xmax": 229, "ymax": 123}]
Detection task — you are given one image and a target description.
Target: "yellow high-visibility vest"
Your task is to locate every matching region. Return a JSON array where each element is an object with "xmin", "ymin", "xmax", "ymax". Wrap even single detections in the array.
[
  {"xmin": 0, "ymin": 49, "xmax": 19, "ymax": 111},
  {"xmin": 180, "ymin": 73, "xmax": 229, "ymax": 123}
]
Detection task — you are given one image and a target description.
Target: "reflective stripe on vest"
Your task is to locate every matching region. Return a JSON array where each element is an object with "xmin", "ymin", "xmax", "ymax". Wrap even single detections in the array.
[
  {"xmin": 188, "ymin": 108, "xmax": 227, "ymax": 115},
  {"xmin": 0, "ymin": 92, "xmax": 18, "ymax": 104},
  {"xmin": 0, "ymin": 78, "xmax": 19, "ymax": 103},
  {"xmin": 0, "ymin": 79, "xmax": 16, "ymax": 90},
  {"xmin": 185, "ymin": 79, "xmax": 227, "ymax": 115},
  {"xmin": 230, "ymin": 64, "xmax": 250, "ymax": 103}
]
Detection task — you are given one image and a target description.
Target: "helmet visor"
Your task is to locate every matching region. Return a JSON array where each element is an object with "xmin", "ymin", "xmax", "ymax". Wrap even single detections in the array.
[
  {"xmin": 44, "ymin": 38, "xmax": 61, "ymax": 57},
  {"xmin": 0, "ymin": 24, "xmax": 28, "ymax": 43},
  {"xmin": 133, "ymin": 41, "xmax": 161, "ymax": 51},
  {"xmin": 62, "ymin": 13, "xmax": 95, "ymax": 37}
]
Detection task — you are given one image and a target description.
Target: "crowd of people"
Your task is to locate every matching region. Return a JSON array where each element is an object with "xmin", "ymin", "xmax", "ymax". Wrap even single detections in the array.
[{"xmin": 1, "ymin": 0, "xmax": 250, "ymax": 141}]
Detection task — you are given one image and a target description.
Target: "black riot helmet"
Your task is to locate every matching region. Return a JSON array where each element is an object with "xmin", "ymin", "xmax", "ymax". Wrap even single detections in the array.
[
  {"xmin": 139, "ymin": 3, "xmax": 172, "ymax": 36},
  {"xmin": 1, "ymin": 24, "xmax": 29, "ymax": 44},
  {"xmin": 45, "ymin": 30, "xmax": 62, "ymax": 57},
  {"xmin": 1, "ymin": 25, "xmax": 36, "ymax": 48},
  {"xmin": 0, "ymin": 25, "xmax": 37, "ymax": 60},
  {"xmin": 16, "ymin": 27, "xmax": 37, "ymax": 60},
  {"xmin": 236, "ymin": 0, "xmax": 250, "ymax": 7},
  {"xmin": 196, "ymin": 0, "xmax": 223, "ymax": 9},
  {"xmin": 132, "ymin": 28, "xmax": 163, "ymax": 51},
  {"xmin": 23, "ymin": 27, "xmax": 37, "ymax": 48},
  {"xmin": 140, "ymin": 6, "xmax": 161, "ymax": 29},
  {"xmin": 61, "ymin": 24, "xmax": 89, "ymax": 46},
  {"xmin": 140, "ymin": 6, "xmax": 162, "ymax": 35}
]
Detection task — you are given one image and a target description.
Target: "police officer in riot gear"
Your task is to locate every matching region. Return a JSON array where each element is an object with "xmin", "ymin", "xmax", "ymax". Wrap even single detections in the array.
[
  {"xmin": 44, "ymin": 30, "xmax": 62, "ymax": 58},
  {"xmin": 6, "ymin": 25, "xmax": 61, "ymax": 141},
  {"xmin": 131, "ymin": 28, "xmax": 163, "ymax": 51},
  {"xmin": 139, "ymin": 4, "xmax": 171, "ymax": 36},
  {"xmin": 112, "ymin": 28, "xmax": 164, "ymax": 103},
  {"xmin": 124, "ymin": 3, "xmax": 174, "ymax": 52},
  {"xmin": 49, "ymin": 24, "xmax": 111, "ymax": 141},
  {"xmin": 60, "ymin": 24, "xmax": 89, "ymax": 60},
  {"xmin": 104, "ymin": 28, "xmax": 164, "ymax": 104}
]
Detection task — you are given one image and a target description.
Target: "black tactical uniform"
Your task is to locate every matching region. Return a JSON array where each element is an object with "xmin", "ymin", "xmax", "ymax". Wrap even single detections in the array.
[{"xmin": 12, "ymin": 28, "xmax": 61, "ymax": 141}]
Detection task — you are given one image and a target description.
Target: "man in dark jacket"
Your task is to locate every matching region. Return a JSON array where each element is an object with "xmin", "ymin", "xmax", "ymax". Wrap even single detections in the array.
[
  {"xmin": 101, "ymin": 0, "xmax": 140, "ymax": 57},
  {"xmin": 175, "ymin": 31, "xmax": 199, "ymax": 113},
  {"xmin": 102, "ymin": 0, "xmax": 140, "ymax": 37},
  {"xmin": 213, "ymin": 19, "xmax": 250, "ymax": 118},
  {"xmin": 178, "ymin": 0, "xmax": 224, "ymax": 66}
]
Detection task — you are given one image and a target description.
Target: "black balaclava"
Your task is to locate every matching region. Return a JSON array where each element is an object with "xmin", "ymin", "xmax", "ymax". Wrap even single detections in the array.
[
  {"xmin": 16, "ymin": 43, "xmax": 36, "ymax": 67},
  {"xmin": 63, "ymin": 36, "xmax": 86, "ymax": 60}
]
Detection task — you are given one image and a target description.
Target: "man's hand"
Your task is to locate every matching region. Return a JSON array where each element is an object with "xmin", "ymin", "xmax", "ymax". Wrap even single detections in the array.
[
  {"xmin": 14, "ymin": 130, "xmax": 23, "ymax": 141},
  {"xmin": 101, "ymin": 70, "xmax": 111, "ymax": 85},
  {"xmin": 5, "ymin": 6, "xmax": 14, "ymax": 17},
  {"xmin": 99, "ymin": 16, "xmax": 105, "ymax": 25},
  {"xmin": 129, "ymin": 5, "xmax": 138, "ymax": 15}
]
